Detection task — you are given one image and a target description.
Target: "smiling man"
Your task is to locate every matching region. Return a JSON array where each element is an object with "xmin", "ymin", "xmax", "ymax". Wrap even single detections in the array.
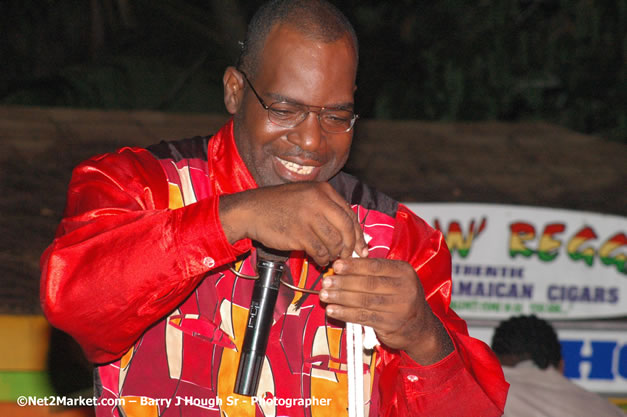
[{"xmin": 40, "ymin": 1, "xmax": 508, "ymax": 416}]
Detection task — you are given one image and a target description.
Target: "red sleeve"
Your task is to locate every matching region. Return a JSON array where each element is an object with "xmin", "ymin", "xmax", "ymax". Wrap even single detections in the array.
[
  {"xmin": 40, "ymin": 147, "xmax": 251, "ymax": 364},
  {"xmin": 377, "ymin": 204, "xmax": 508, "ymax": 417}
]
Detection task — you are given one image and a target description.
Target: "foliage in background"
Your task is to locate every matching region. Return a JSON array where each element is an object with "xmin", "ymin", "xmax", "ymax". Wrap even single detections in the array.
[
  {"xmin": 1, "ymin": 0, "xmax": 625, "ymax": 142},
  {"xmin": 349, "ymin": 0, "xmax": 626, "ymax": 142}
]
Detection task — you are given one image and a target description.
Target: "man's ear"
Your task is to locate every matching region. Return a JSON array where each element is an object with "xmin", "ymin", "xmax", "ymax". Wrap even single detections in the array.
[{"xmin": 223, "ymin": 66, "xmax": 245, "ymax": 115}]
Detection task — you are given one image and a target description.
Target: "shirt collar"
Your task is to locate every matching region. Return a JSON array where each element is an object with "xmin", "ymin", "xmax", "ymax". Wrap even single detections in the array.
[{"xmin": 208, "ymin": 118, "xmax": 258, "ymax": 195}]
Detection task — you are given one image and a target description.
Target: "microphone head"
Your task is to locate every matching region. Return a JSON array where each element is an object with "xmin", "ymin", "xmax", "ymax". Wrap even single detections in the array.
[{"xmin": 255, "ymin": 243, "xmax": 289, "ymax": 263}]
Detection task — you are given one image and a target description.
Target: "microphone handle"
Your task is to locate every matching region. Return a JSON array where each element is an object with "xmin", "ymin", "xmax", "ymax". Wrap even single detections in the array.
[{"xmin": 234, "ymin": 255, "xmax": 286, "ymax": 396}]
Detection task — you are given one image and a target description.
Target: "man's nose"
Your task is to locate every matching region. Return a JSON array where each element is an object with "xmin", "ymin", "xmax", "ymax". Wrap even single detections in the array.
[{"xmin": 289, "ymin": 112, "xmax": 323, "ymax": 151}]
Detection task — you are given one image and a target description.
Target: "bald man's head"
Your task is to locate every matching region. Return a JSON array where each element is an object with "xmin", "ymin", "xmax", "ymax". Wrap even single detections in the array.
[{"xmin": 237, "ymin": 0, "xmax": 359, "ymax": 77}]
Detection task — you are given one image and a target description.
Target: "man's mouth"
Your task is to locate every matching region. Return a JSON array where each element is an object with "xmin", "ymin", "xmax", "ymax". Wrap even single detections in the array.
[{"xmin": 277, "ymin": 158, "xmax": 315, "ymax": 175}]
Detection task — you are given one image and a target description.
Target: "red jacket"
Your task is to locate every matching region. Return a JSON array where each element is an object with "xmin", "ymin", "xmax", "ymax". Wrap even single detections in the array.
[{"xmin": 41, "ymin": 120, "xmax": 507, "ymax": 416}]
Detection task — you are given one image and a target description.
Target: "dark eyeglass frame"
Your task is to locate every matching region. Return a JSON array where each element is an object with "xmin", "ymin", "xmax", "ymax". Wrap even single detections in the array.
[{"xmin": 238, "ymin": 69, "xmax": 359, "ymax": 134}]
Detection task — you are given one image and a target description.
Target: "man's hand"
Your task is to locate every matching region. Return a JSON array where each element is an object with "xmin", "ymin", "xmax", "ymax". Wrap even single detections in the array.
[
  {"xmin": 219, "ymin": 182, "xmax": 368, "ymax": 266},
  {"xmin": 319, "ymin": 258, "xmax": 454, "ymax": 365}
]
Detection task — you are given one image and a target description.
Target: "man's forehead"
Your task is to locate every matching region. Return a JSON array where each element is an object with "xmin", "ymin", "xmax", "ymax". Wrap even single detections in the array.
[
  {"xmin": 259, "ymin": 23, "xmax": 356, "ymax": 68},
  {"xmin": 254, "ymin": 29, "xmax": 354, "ymax": 89}
]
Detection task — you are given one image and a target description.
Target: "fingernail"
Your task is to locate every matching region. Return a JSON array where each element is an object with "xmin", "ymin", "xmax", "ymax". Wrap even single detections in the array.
[
  {"xmin": 322, "ymin": 277, "xmax": 333, "ymax": 288},
  {"xmin": 333, "ymin": 261, "xmax": 345, "ymax": 273},
  {"xmin": 326, "ymin": 306, "xmax": 336, "ymax": 316},
  {"xmin": 319, "ymin": 290, "xmax": 328, "ymax": 300},
  {"xmin": 361, "ymin": 247, "xmax": 369, "ymax": 257}
]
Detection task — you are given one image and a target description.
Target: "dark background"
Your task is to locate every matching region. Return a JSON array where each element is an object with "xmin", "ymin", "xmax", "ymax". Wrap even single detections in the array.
[{"xmin": 2, "ymin": 0, "xmax": 626, "ymax": 142}]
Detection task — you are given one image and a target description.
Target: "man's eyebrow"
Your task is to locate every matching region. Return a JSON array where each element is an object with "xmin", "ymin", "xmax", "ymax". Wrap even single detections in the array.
[{"xmin": 266, "ymin": 92, "xmax": 354, "ymax": 110}]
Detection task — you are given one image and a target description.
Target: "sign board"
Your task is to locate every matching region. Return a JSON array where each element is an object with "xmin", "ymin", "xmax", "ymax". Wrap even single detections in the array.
[
  {"xmin": 405, "ymin": 203, "xmax": 627, "ymax": 320},
  {"xmin": 469, "ymin": 324, "xmax": 627, "ymax": 395}
]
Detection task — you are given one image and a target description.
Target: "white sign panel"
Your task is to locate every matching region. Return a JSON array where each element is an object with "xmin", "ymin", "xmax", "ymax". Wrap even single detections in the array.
[
  {"xmin": 405, "ymin": 203, "xmax": 627, "ymax": 320},
  {"xmin": 469, "ymin": 324, "xmax": 627, "ymax": 395}
]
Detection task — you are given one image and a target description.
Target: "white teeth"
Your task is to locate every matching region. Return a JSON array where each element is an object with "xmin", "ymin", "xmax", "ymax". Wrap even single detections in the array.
[{"xmin": 278, "ymin": 158, "xmax": 315, "ymax": 175}]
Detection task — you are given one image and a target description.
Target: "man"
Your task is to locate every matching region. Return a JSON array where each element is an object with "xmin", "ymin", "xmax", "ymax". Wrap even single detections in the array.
[
  {"xmin": 40, "ymin": 1, "xmax": 507, "ymax": 416},
  {"xmin": 491, "ymin": 315, "xmax": 624, "ymax": 417}
]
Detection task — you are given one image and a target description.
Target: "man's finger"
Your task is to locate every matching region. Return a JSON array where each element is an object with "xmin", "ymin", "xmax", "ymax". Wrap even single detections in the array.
[
  {"xmin": 324, "ymin": 305, "xmax": 397, "ymax": 332},
  {"xmin": 332, "ymin": 257, "xmax": 408, "ymax": 277},
  {"xmin": 319, "ymin": 288, "xmax": 399, "ymax": 311},
  {"xmin": 324, "ymin": 201, "xmax": 358, "ymax": 260},
  {"xmin": 303, "ymin": 231, "xmax": 334, "ymax": 266},
  {"xmin": 319, "ymin": 185, "xmax": 366, "ymax": 258},
  {"xmin": 322, "ymin": 273, "xmax": 404, "ymax": 294}
]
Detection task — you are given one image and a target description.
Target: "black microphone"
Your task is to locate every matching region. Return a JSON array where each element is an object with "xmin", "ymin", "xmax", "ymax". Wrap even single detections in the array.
[{"xmin": 234, "ymin": 244, "xmax": 288, "ymax": 396}]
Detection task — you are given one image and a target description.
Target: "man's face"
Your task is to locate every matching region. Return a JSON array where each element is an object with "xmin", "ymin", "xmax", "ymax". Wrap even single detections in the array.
[{"xmin": 230, "ymin": 25, "xmax": 357, "ymax": 187}]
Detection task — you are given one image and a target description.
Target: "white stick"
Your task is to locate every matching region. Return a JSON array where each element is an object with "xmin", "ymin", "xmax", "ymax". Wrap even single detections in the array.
[
  {"xmin": 346, "ymin": 322, "xmax": 357, "ymax": 417},
  {"xmin": 346, "ymin": 232, "xmax": 375, "ymax": 417},
  {"xmin": 354, "ymin": 321, "xmax": 364, "ymax": 415}
]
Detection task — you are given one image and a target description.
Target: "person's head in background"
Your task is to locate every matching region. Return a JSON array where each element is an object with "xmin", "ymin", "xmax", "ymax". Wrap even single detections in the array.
[{"xmin": 491, "ymin": 314, "xmax": 564, "ymax": 373}]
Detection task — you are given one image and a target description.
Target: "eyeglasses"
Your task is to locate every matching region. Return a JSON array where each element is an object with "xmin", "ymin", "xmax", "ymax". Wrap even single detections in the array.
[{"xmin": 239, "ymin": 70, "xmax": 359, "ymax": 134}]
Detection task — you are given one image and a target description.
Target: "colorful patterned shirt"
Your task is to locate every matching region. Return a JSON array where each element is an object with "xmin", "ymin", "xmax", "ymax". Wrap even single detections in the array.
[{"xmin": 41, "ymin": 120, "xmax": 508, "ymax": 416}]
